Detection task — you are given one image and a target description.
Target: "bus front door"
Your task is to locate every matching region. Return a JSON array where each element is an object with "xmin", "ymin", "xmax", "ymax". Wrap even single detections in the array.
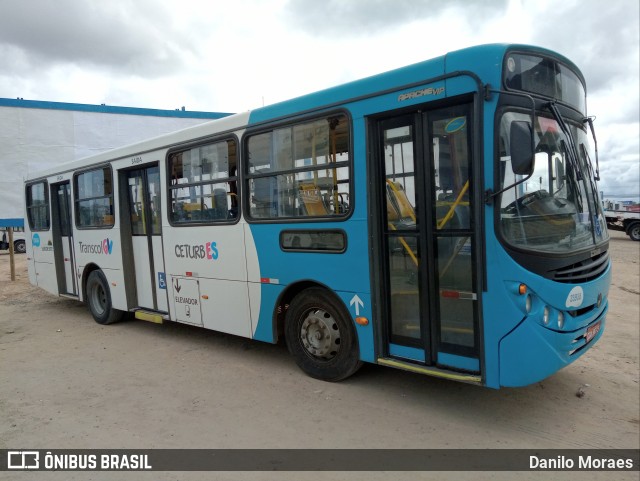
[
  {"xmin": 125, "ymin": 165, "xmax": 167, "ymax": 312},
  {"xmin": 52, "ymin": 182, "xmax": 77, "ymax": 296},
  {"xmin": 375, "ymin": 104, "xmax": 480, "ymax": 375}
]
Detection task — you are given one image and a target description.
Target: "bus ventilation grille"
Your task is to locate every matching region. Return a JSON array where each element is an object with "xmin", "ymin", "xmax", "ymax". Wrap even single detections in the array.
[{"xmin": 551, "ymin": 250, "xmax": 609, "ymax": 284}]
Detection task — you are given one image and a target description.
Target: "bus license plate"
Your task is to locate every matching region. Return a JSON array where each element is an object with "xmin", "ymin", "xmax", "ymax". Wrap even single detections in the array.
[{"xmin": 585, "ymin": 321, "xmax": 601, "ymax": 344}]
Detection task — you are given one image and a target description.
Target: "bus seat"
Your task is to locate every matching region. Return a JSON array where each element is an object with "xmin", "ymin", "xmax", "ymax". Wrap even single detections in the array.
[
  {"xmin": 299, "ymin": 184, "xmax": 328, "ymax": 216},
  {"xmin": 386, "ymin": 181, "xmax": 415, "ymax": 222}
]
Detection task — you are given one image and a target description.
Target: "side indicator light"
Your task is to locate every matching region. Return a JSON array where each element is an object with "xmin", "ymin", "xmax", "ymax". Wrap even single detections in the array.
[
  {"xmin": 519, "ymin": 283, "xmax": 527, "ymax": 295},
  {"xmin": 355, "ymin": 317, "xmax": 369, "ymax": 326},
  {"xmin": 201, "ymin": 295, "xmax": 209, "ymax": 300},
  {"xmin": 111, "ymin": 282, "xmax": 117, "ymax": 286}
]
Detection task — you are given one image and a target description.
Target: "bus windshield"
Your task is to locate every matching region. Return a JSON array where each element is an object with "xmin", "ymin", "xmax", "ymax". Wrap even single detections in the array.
[{"xmin": 498, "ymin": 110, "xmax": 607, "ymax": 254}]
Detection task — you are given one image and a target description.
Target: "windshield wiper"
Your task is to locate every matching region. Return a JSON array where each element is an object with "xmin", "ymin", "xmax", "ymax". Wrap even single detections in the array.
[
  {"xmin": 547, "ymin": 101, "xmax": 583, "ymax": 181},
  {"xmin": 584, "ymin": 116, "xmax": 600, "ymax": 181}
]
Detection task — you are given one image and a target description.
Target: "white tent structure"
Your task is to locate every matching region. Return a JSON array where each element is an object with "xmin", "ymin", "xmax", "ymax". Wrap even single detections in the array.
[{"xmin": 0, "ymin": 98, "xmax": 230, "ymax": 228}]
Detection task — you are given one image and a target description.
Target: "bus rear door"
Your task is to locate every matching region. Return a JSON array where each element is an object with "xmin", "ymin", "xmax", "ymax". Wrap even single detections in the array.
[
  {"xmin": 123, "ymin": 164, "xmax": 168, "ymax": 312},
  {"xmin": 51, "ymin": 181, "xmax": 77, "ymax": 296}
]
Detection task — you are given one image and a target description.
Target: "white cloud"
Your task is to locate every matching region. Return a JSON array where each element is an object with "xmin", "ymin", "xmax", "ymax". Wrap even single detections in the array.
[{"xmin": 0, "ymin": 0, "xmax": 638, "ymax": 196}]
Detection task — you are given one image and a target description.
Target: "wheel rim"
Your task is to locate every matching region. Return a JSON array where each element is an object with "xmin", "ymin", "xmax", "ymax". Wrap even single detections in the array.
[
  {"xmin": 15, "ymin": 242, "xmax": 25, "ymax": 253},
  {"xmin": 632, "ymin": 226, "xmax": 640, "ymax": 240},
  {"xmin": 89, "ymin": 281, "xmax": 107, "ymax": 316},
  {"xmin": 299, "ymin": 308, "xmax": 341, "ymax": 361}
]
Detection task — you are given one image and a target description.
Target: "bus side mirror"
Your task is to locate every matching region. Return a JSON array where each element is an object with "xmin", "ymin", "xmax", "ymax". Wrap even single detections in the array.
[{"xmin": 510, "ymin": 121, "xmax": 534, "ymax": 176}]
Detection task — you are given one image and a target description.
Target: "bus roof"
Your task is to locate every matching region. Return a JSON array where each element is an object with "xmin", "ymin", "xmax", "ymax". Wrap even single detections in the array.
[{"xmin": 1, "ymin": 97, "xmax": 232, "ymax": 119}]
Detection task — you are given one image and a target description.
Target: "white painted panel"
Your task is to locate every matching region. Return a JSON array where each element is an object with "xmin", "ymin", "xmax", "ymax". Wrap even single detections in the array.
[
  {"xmin": 34, "ymin": 261, "xmax": 58, "ymax": 296},
  {"xmin": 199, "ymin": 278, "xmax": 251, "ymax": 338},
  {"xmin": 248, "ymin": 282, "xmax": 262, "ymax": 337},
  {"xmin": 243, "ymin": 223, "xmax": 262, "ymax": 337},
  {"xmin": 243, "ymin": 223, "xmax": 260, "ymax": 282},
  {"xmin": 171, "ymin": 277, "xmax": 202, "ymax": 326},
  {"xmin": 163, "ymin": 224, "xmax": 247, "ymax": 281}
]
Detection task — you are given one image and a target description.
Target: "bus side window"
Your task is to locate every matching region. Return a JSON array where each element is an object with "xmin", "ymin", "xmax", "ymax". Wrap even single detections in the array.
[
  {"xmin": 246, "ymin": 114, "xmax": 351, "ymax": 220},
  {"xmin": 168, "ymin": 139, "xmax": 238, "ymax": 225}
]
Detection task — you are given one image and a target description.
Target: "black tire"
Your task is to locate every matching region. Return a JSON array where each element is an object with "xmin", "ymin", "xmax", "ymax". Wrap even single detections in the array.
[
  {"xmin": 627, "ymin": 222, "xmax": 640, "ymax": 241},
  {"xmin": 285, "ymin": 288, "xmax": 361, "ymax": 382},
  {"xmin": 14, "ymin": 240, "xmax": 26, "ymax": 254},
  {"xmin": 86, "ymin": 270, "xmax": 123, "ymax": 325}
]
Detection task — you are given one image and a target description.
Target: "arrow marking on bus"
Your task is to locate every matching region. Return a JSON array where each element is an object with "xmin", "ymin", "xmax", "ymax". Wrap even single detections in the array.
[
  {"xmin": 174, "ymin": 279, "xmax": 182, "ymax": 293},
  {"xmin": 350, "ymin": 294, "xmax": 364, "ymax": 316}
]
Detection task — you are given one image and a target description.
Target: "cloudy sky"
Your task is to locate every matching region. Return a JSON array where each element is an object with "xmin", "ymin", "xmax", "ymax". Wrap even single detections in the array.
[{"xmin": 1, "ymin": 0, "xmax": 638, "ymax": 197}]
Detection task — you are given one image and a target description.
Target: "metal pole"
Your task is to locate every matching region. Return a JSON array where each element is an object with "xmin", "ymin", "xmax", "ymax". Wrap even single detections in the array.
[{"xmin": 8, "ymin": 227, "xmax": 15, "ymax": 281}]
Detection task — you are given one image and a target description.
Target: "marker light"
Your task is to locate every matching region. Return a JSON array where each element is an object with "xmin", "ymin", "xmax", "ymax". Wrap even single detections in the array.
[
  {"xmin": 525, "ymin": 294, "xmax": 532, "ymax": 313},
  {"xmin": 518, "ymin": 283, "xmax": 527, "ymax": 295},
  {"xmin": 543, "ymin": 306, "xmax": 550, "ymax": 325},
  {"xmin": 557, "ymin": 312, "xmax": 565, "ymax": 329},
  {"xmin": 355, "ymin": 317, "xmax": 369, "ymax": 326}
]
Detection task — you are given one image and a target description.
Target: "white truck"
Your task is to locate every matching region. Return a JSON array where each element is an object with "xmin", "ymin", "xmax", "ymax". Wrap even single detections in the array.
[
  {"xmin": 0, "ymin": 227, "xmax": 26, "ymax": 253},
  {"xmin": 603, "ymin": 201, "xmax": 640, "ymax": 241}
]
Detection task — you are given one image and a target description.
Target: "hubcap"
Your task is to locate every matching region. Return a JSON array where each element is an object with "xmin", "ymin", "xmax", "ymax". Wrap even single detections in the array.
[
  {"xmin": 90, "ymin": 282, "xmax": 106, "ymax": 316},
  {"xmin": 300, "ymin": 308, "xmax": 341, "ymax": 360}
]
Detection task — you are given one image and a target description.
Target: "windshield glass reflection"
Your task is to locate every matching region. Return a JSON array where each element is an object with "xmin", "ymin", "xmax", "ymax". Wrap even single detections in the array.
[{"xmin": 498, "ymin": 111, "xmax": 607, "ymax": 253}]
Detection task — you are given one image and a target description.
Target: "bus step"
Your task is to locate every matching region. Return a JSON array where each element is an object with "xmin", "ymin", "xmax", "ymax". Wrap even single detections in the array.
[
  {"xmin": 59, "ymin": 293, "xmax": 79, "ymax": 300},
  {"xmin": 377, "ymin": 358, "xmax": 482, "ymax": 384},
  {"xmin": 134, "ymin": 310, "xmax": 166, "ymax": 324}
]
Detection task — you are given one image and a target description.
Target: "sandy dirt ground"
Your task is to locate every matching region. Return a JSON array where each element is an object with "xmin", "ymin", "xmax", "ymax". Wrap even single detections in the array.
[{"xmin": 0, "ymin": 230, "xmax": 638, "ymax": 481}]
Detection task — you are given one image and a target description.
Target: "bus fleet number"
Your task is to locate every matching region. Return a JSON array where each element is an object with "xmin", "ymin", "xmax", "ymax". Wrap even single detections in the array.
[{"xmin": 131, "ymin": 156, "xmax": 143, "ymax": 165}]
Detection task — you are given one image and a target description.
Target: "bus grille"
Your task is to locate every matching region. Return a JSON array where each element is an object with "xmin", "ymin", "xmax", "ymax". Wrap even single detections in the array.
[{"xmin": 551, "ymin": 251, "xmax": 609, "ymax": 284}]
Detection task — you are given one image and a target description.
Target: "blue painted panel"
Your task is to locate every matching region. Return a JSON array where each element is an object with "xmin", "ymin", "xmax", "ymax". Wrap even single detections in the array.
[
  {"xmin": 437, "ymin": 352, "xmax": 479, "ymax": 372},
  {"xmin": 0, "ymin": 218, "xmax": 24, "ymax": 228},
  {"xmin": 0, "ymin": 97, "xmax": 232, "ymax": 119},
  {"xmin": 499, "ymin": 308, "xmax": 607, "ymax": 387},
  {"xmin": 248, "ymin": 218, "xmax": 376, "ymax": 363},
  {"xmin": 252, "ymin": 282, "xmax": 284, "ymax": 344},
  {"xmin": 389, "ymin": 344, "xmax": 426, "ymax": 362}
]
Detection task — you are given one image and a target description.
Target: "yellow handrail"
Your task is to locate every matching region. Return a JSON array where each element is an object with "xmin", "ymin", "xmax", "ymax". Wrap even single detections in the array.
[
  {"xmin": 388, "ymin": 223, "xmax": 418, "ymax": 267},
  {"xmin": 437, "ymin": 180, "xmax": 469, "ymax": 230}
]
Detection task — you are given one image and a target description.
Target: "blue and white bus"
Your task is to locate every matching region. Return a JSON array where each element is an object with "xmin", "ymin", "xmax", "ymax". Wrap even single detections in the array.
[{"xmin": 24, "ymin": 44, "xmax": 610, "ymax": 388}]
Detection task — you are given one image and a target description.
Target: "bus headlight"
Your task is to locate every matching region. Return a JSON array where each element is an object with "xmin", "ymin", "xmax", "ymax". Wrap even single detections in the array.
[
  {"xmin": 543, "ymin": 306, "xmax": 550, "ymax": 325},
  {"xmin": 557, "ymin": 311, "xmax": 565, "ymax": 329}
]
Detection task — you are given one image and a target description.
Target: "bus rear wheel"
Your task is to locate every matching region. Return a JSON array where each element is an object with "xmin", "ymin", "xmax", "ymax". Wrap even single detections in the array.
[
  {"xmin": 285, "ymin": 288, "xmax": 361, "ymax": 382},
  {"xmin": 86, "ymin": 270, "xmax": 123, "ymax": 325}
]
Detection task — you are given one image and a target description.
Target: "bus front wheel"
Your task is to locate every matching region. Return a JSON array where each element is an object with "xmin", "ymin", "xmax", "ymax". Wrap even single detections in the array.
[
  {"xmin": 285, "ymin": 288, "xmax": 361, "ymax": 382},
  {"xmin": 86, "ymin": 270, "xmax": 123, "ymax": 325}
]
